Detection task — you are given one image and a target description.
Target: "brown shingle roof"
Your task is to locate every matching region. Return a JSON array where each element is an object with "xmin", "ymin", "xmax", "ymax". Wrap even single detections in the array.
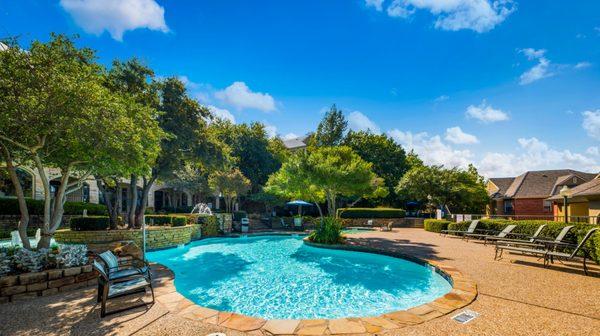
[
  {"xmin": 547, "ymin": 176, "xmax": 600, "ymax": 200},
  {"xmin": 489, "ymin": 177, "xmax": 515, "ymax": 197},
  {"xmin": 496, "ymin": 170, "xmax": 597, "ymax": 199}
]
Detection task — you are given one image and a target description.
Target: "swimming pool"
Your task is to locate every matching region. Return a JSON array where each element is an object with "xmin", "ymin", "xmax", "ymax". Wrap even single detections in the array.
[{"xmin": 147, "ymin": 235, "xmax": 452, "ymax": 320}]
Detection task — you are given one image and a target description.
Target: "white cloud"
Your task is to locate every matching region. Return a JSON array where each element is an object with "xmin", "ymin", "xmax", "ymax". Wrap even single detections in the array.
[
  {"xmin": 435, "ymin": 95, "xmax": 450, "ymax": 102},
  {"xmin": 582, "ymin": 110, "xmax": 600, "ymax": 140},
  {"xmin": 445, "ymin": 126, "xmax": 479, "ymax": 144},
  {"xmin": 215, "ymin": 82, "xmax": 276, "ymax": 112},
  {"xmin": 587, "ymin": 147, "xmax": 599, "ymax": 156},
  {"xmin": 365, "ymin": 0, "xmax": 385, "ymax": 11},
  {"xmin": 60, "ymin": 0, "xmax": 169, "ymax": 41},
  {"xmin": 519, "ymin": 48, "xmax": 546, "ymax": 60},
  {"xmin": 282, "ymin": 133, "xmax": 299, "ymax": 141},
  {"xmin": 382, "ymin": 0, "xmax": 515, "ymax": 33},
  {"xmin": 264, "ymin": 123, "xmax": 278, "ymax": 138},
  {"xmin": 575, "ymin": 61, "xmax": 592, "ymax": 69},
  {"xmin": 207, "ymin": 105, "xmax": 235, "ymax": 124},
  {"xmin": 465, "ymin": 101, "xmax": 509, "ymax": 123},
  {"xmin": 518, "ymin": 48, "xmax": 554, "ymax": 85},
  {"xmin": 388, "ymin": 130, "xmax": 474, "ymax": 168},
  {"xmin": 479, "ymin": 137, "xmax": 600, "ymax": 177},
  {"xmin": 348, "ymin": 111, "xmax": 381, "ymax": 134}
]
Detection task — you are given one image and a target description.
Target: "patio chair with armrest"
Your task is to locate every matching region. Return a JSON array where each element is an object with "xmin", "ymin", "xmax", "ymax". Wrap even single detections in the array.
[
  {"xmin": 494, "ymin": 225, "xmax": 575, "ymax": 261},
  {"xmin": 93, "ymin": 260, "xmax": 154, "ymax": 317},
  {"xmin": 98, "ymin": 250, "xmax": 149, "ymax": 283},
  {"xmin": 440, "ymin": 220, "xmax": 479, "ymax": 237},
  {"xmin": 544, "ymin": 227, "xmax": 598, "ymax": 275},
  {"xmin": 464, "ymin": 224, "xmax": 517, "ymax": 245}
]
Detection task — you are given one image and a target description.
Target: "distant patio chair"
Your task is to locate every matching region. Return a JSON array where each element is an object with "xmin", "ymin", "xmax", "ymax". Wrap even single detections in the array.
[
  {"xmin": 545, "ymin": 228, "xmax": 598, "ymax": 275},
  {"xmin": 93, "ymin": 260, "xmax": 154, "ymax": 317},
  {"xmin": 381, "ymin": 221, "xmax": 393, "ymax": 232},
  {"xmin": 367, "ymin": 219, "xmax": 373, "ymax": 227},
  {"xmin": 492, "ymin": 224, "xmax": 547, "ymax": 245},
  {"xmin": 494, "ymin": 225, "xmax": 574, "ymax": 261},
  {"xmin": 464, "ymin": 224, "xmax": 517, "ymax": 245},
  {"xmin": 440, "ymin": 220, "xmax": 479, "ymax": 237}
]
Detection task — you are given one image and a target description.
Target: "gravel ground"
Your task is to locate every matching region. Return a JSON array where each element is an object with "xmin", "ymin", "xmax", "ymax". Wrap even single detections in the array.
[{"xmin": 0, "ymin": 228, "xmax": 598, "ymax": 336}]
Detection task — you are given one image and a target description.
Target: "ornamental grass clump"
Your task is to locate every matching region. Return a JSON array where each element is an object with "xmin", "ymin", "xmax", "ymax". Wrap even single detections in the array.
[{"xmin": 309, "ymin": 217, "xmax": 343, "ymax": 244}]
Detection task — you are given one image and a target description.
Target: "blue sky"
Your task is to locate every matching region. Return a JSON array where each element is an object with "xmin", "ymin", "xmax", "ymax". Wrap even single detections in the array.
[{"xmin": 2, "ymin": 0, "xmax": 600, "ymax": 177}]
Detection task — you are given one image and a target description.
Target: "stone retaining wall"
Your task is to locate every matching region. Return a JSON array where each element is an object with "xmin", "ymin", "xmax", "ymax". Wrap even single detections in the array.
[
  {"xmin": 54, "ymin": 225, "xmax": 200, "ymax": 250},
  {"xmin": 0, "ymin": 265, "xmax": 96, "ymax": 303},
  {"xmin": 341, "ymin": 217, "xmax": 425, "ymax": 228}
]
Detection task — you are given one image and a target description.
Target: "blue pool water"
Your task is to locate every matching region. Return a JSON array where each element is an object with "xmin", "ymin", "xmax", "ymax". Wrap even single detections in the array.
[{"xmin": 147, "ymin": 235, "xmax": 452, "ymax": 319}]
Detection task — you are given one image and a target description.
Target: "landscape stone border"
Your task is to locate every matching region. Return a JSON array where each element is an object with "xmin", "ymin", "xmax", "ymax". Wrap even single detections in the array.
[
  {"xmin": 0, "ymin": 264, "xmax": 97, "ymax": 303},
  {"xmin": 152, "ymin": 234, "xmax": 478, "ymax": 335}
]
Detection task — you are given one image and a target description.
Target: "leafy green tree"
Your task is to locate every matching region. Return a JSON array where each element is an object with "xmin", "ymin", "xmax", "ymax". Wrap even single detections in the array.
[
  {"xmin": 0, "ymin": 35, "xmax": 163, "ymax": 247},
  {"xmin": 265, "ymin": 147, "xmax": 387, "ymax": 217},
  {"xmin": 209, "ymin": 120, "xmax": 283, "ymax": 193},
  {"xmin": 264, "ymin": 151, "xmax": 326, "ymax": 217},
  {"xmin": 344, "ymin": 130, "xmax": 408, "ymax": 206},
  {"xmin": 395, "ymin": 164, "xmax": 489, "ymax": 214},
  {"xmin": 307, "ymin": 146, "xmax": 388, "ymax": 215},
  {"xmin": 208, "ymin": 168, "xmax": 251, "ymax": 213},
  {"xmin": 310, "ymin": 104, "xmax": 347, "ymax": 147}
]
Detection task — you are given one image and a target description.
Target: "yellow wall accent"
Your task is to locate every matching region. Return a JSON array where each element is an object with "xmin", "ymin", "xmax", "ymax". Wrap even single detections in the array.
[{"xmin": 555, "ymin": 202, "xmax": 589, "ymax": 217}]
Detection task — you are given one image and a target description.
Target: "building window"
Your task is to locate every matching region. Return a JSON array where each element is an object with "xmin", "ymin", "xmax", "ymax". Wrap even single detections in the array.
[
  {"xmin": 543, "ymin": 200, "xmax": 552, "ymax": 212},
  {"xmin": 504, "ymin": 200, "xmax": 514, "ymax": 214},
  {"xmin": 0, "ymin": 168, "xmax": 34, "ymax": 198}
]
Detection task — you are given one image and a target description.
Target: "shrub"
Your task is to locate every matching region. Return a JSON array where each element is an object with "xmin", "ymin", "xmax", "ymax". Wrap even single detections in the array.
[
  {"xmin": 13, "ymin": 248, "xmax": 49, "ymax": 272},
  {"xmin": 309, "ymin": 216, "xmax": 343, "ymax": 244},
  {"xmin": 0, "ymin": 251, "xmax": 12, "ymax": 276},
  {"xmin": 233, "ymin": 211, "xmax": 248, "ymax": 221},
  {"xmin": 69, "ymin": 216, "xmax": 109, "ymax": 231},
  {"xmin": 145, "ymin": 215, "xmax": 187, "ymax": 227},
  {"xmin": 200, "ymin": 215, "xmax": 219, "ymax": 237},
  {"xmin": 0, "ymin": 197, "xmax": 108, "ymax": 215},
  {"xmin": 0, "ymin": 227, "xmax": 38, "ymax": 239},
  {"xmin": 336, "ymin": 208, "xmax": 406, "ymax": 219},
  {"xmin": 424, "ymin": 219, "xmax": 451, "ymax": 233},
  {"xmin": 56, "ymin": 244, "xmax": 88, "ymax": 268},
  {"xmin": 160, "ymin": 206, "xmax": 193, "ymax": 213}
]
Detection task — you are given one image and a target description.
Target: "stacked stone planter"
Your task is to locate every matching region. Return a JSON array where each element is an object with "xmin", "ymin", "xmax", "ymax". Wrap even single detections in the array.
[
  {"xmin": 0, "ymin": 264, "xmax": 96, "ymax": 303},
  {"xmin": 55, "ymin": 225, "xmax": 200, "ymax": 250}
]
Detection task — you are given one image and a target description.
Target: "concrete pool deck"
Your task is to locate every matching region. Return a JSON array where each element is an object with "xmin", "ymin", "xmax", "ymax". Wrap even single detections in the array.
[{"xmin": 0, "ymin": 228, "xmax": 598, "ymax": 335}]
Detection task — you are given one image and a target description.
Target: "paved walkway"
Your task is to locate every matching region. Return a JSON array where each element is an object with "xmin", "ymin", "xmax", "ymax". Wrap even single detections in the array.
[{"xmin": 0, "ymin": 228, "xmax": 598, "ymax": 335}]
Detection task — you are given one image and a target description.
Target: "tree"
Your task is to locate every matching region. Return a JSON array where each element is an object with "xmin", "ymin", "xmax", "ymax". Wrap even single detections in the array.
[
  {"xmin": 310, "ymin": 104, "xmax": 347, "ymax": 147},
  {"xmin": 395, "ymin": 164, "xmax": 489, "ymax": 214},
  {"xmin": 0, "ymin": 35, "xmax": 163, "ymax": 247},
  {"xmin": 265, "ymin": 147, "xmax": 387, "ymax": 217},
  {"xmin": 307, "ymin": 146, "xmax": 387, "ymax": 215},
  {"xmin": 209, "ymin": 120, "xmax": 283, "ymax": 193},
  {"xmin": 208, "ymin": 168, "xmax": 251, "ymax": 213},
  {"xmin": 264, "ymin": 151, "xmax": 326, "ymax": 217},
  {"xmin": 344, "ymin": 130, "xmax": 408, "ymax": 206}
]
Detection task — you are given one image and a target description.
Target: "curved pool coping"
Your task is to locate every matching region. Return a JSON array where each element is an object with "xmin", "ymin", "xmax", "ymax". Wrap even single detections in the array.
[{"xmin": 151, "ymin": 233, "xmax": 478, "ymax": 335}]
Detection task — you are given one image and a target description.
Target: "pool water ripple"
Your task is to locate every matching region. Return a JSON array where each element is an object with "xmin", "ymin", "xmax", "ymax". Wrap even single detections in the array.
[{"xmin": 147, "ymin": 235, "xmax": 452, "ymax": 320}]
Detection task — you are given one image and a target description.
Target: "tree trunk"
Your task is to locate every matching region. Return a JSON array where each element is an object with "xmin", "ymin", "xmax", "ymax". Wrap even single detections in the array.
[
  {"xmin": 326, "ymin": 192, "xmax": 336, "ymax": 217},
  {"xmin": 135, "ymin": 175, "xmax": 156, "ymax": 227},
  {"xmin": 127, "ymin": 174, "xmax": 138, "ymax": 228},
  {"xmin": 0, "ymin": 143, "xmax": 31, "ymax": 249},
  {"xmin": 32, "ymin": 154, "xmax": 52, "ymax": 249},
  {"xmin": 97, "ymin": 178, "xmax": 118, "ymax": 229}
]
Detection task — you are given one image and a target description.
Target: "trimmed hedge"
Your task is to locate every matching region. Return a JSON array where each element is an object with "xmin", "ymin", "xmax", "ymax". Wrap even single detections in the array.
[
  {"xmin": 337, "ymin": 208, "xmax": 406, "ymax": 219},
  {"xmin": 70, "ymin": 216, "xmax": 110, "ymax": 231},
  {"xmin": 447, "ymin": 219, "xmax": 600, "ymax": 264},
  {"xmin": 145, "ymin": 215, "xmax": 187, "ymax": 227},
  {"xmin": 233, "ymin": 211, "xmax": 248, "ymax": 221},
  {"xmin": 424, "ymin": 219, "xmax": 451, "ymax": 233},
  {"xmin": 0, "ymin": 227, "xmax": 38, "ymax": 239},
  {"xmin": 0, "ymin": 197, "xmax": 107, "ymax": 215}
]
